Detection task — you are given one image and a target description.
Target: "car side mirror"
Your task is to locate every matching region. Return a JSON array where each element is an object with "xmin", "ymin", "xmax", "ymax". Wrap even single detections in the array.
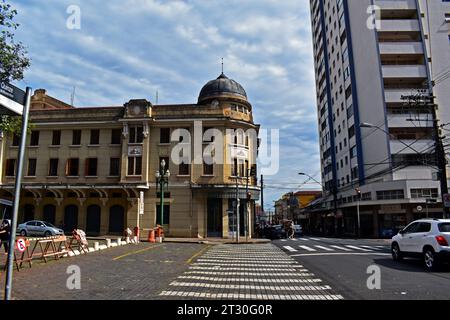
[{"xmin": 399, "ymin": 230, "xmax": 405, "ymax": 235}]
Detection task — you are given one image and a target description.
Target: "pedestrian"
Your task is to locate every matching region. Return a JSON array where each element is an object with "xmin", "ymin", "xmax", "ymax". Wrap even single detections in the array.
[{"xmin": 0, "ymin": 220, "xmax": 11, "ymax": 254}]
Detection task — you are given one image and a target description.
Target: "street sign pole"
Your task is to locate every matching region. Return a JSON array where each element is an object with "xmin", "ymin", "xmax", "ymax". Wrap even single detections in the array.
[{"xmin": 4, "ymin": 87, "xmax": 31, "ymax": 301}]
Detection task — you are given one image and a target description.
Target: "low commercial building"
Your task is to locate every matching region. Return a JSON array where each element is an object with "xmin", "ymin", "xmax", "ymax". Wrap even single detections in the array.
[{"xmin": 0, "ymin": 73, "xmax": 260, "ymax": 238}]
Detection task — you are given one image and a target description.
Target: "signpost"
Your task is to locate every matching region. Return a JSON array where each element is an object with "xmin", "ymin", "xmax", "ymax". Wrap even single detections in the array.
[{"xmin": 0, "ymin": 82, "xmax": 32, "ymax": 301}]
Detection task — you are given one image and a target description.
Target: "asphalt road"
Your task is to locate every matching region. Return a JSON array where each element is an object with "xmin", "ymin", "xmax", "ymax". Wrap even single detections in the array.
[{"xmin": 273, "ymin": 236, "xmax": 450, "ymax": 300}]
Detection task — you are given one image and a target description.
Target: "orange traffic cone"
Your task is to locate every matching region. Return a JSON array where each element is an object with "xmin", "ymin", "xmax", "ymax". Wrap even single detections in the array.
[{"xmin": 148, "ymin": 229, "xmax": 155, "ymax": 243}]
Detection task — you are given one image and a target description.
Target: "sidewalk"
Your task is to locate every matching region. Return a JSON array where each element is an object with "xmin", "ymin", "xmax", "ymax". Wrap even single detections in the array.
[{"xmin": 162, "ymin": 237, "xmax": 271, "ymax": 245}]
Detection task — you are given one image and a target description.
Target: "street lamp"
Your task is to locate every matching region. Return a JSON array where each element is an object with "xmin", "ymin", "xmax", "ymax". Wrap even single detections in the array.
[{"xmin": 155, "ymin": 159, "xmax": 170, "ymax": 230}]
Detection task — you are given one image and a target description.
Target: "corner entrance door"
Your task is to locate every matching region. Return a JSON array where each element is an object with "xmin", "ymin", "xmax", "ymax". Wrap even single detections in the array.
[{"xmin": 207, "ymin": 198, "xmax": 222, "ymax": 238}]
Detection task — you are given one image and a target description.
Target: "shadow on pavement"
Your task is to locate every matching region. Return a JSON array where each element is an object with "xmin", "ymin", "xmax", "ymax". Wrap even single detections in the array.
[{"xmin": 373, "ymin": 257, "xmax": 450, "ymax": 274}]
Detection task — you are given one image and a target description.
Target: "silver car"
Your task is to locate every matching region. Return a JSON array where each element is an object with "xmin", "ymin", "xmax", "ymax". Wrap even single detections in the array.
[{"xmin": 17, "ymin": 220, "xmax": 64, "ymax": 237}]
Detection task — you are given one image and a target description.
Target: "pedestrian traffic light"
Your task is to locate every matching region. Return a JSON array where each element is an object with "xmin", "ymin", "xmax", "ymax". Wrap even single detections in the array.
[
  {"xmin": 247, "ymin": 192, "xmax": 252, "ymax": 201},
  {"xmin": 355, "ymin": 188, "xmax": 361, "ymax": 199}
]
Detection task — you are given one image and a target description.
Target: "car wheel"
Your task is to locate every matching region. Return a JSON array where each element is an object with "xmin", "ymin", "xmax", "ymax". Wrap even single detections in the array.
[
  {"xmin": 44, "ymin": 231, "xmax": 52, "ymax": 237},
  {"xmin": 391, "ymin": 243, "xmax": 403, "ymax": 261},
  {"xmin": 20, "ymin": 230, "xmax": 27, "ymax": 237},
  {"xmin": 423, "ymin": 247, "xmax": 440, "ymax": 271}
]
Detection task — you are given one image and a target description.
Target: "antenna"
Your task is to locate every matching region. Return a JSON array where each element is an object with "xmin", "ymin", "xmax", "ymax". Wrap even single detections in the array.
[
  {"xmin": 70, "ymin": 86, "xmax": 76, "ymax": 106},
  {"xmin": 156, "ymin": 90, "xmax": 159, "ymax": 105},
  {"xmin": 221, "ymin": 57, "xmax": 224, "ymax": 74}
]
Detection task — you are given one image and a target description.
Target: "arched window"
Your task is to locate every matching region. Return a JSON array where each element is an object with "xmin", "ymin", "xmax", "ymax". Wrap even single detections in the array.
[
  {"xmin": 86, "ymin": 205, "xmax": 101, "ymax": 235},
  {"xmin": 43, "ymin": 204, "xmax": 56, "ymax": 225},
  {"xmin": 109, "ymin": 205, "xmax": 124, "ymax": 234},
  {"xmin": 23, "ymin": 204, "xmax": 35, "ymax": 222},
  {"xmin": 64, "ymin": 205, "xmax": 78, "ymax": 233}
]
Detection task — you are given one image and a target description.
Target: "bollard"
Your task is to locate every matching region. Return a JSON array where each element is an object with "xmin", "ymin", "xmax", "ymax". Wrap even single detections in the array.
[
  {"xmin": 117, "ymin": 237, "xmax": 122, "ymax": 246},
  {"xmin": 94, "ymin": 241, "xmax": 99, "ymax": 251},
  {"xmin": 106, "ymin": 238, "xmax": 111, "ymax": 247},
  {"xmin": 126, "ymin": 237, "xmax": 130, "ymax": 244},
  {"xmin": 133, "ymin": 236, "xmax": 138, "ymax": 244}
]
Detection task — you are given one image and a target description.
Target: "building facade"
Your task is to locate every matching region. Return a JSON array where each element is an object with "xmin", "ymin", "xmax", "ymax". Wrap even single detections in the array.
[
  {"xmin": 309, "ymin": 0, "xmax": 450, "ymax": 237},
  {"xmin": 0, "ymin": 73, "xmax": 260, "ymax": 239}
]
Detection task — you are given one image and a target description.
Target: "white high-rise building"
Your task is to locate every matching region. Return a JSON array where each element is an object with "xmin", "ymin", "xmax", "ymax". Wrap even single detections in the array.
[{"xmin": 308, "ymin": 0, "xmax": 450, "ymax": 237}]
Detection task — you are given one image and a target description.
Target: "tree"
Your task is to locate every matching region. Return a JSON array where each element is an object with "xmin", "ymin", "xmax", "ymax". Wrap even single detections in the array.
[{"xmin": 0, "ymin": 0, "xmax": 31, "ymax": 135}]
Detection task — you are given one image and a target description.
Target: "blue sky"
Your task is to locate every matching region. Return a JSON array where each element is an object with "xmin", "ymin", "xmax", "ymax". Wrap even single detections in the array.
[{"xmin": 12, "ymin": 0, "xmax": 321, "ymax": 209}]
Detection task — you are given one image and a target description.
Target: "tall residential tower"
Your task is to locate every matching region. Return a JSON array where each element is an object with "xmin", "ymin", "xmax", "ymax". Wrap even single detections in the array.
[{"xmin": 308, "ymin": 0, "xmax": 450, "ymax": 237}]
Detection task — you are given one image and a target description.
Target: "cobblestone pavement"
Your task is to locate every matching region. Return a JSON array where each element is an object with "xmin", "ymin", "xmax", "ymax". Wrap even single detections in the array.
[
  {"xmin": 0, "ymin": 242, "xmax": 205, "ymax": 300},
  {"xmin": 160, "ymin": 243, "xmax": 344, "ymax": 300}
]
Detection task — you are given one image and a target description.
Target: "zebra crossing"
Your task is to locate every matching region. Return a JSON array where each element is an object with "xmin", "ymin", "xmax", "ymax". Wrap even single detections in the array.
[
  {"xmin": 280, "ymin": 239, "xmax": 389, "ymax": 255},
  {"xmin": 159, "ymin": 243, "xmax": 344, "ymax": 300}
]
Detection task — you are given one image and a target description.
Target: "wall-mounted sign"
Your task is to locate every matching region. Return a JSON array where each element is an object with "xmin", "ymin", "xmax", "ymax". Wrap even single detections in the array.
[
  {"xmin": 0, "ymin": 82, "xmax": 25, "ymax": 115},
  {"xmin": 128, "ymin": 146, "xmax": 143, "ymax": 156},
  {"xmin": 230, "ymin": 145, "xmax": 248, "ymax": 159},
  {"xmin": 139, "ymin": 191, "xmax": 144, "ymax": 215}
]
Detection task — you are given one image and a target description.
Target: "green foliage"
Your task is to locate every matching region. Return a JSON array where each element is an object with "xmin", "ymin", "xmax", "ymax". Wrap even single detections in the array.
[
  {"xmin": 0, "ymin": 0, "xmax": 31, "ymax": 83},
  {"xmin": 0, "ymin": 115, "xmax": 33, "ymax": 135}
]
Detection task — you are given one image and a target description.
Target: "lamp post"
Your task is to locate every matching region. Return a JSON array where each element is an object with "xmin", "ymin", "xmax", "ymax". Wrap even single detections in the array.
[
  {"xmin": 155, "ymin": 159, "xmax": 170, "ymax": 230},
  {"xmin": 355, "ymin": 188, "xmax": 361, "ymax": 238}
]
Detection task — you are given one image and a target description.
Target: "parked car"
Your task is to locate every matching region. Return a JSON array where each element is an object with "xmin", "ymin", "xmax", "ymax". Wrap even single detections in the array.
[
  {"xmin": 293, "ymin": 225, "xmax": 303, "ymax": 237},
  {"xmin": 391, "ymin": 219, "xmax": 450, "ymax": 270},
  {"xmin": 17, "ymin": 220, "xmax": 64, "ymax": 237}
]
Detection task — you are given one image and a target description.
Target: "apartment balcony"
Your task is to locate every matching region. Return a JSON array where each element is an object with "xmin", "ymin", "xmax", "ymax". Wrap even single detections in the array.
[
  {"xmin": 390, "ymin": 139, "xmax": 434, "ymax": 154},
  {"xmin": 379, "ymin": 19, "xmax": 420, "ymax": 32},
  {"xmin": 382, "ymin": 65, "xmax": 427, "ymax": 79},
  {"xmin": 374, "ymin": 0, "xmax": 416, "ymax": 10},
  {"xmin": 387, "ymin": 114, "xmax": 433, "ymax": 128},
  {"xmin": 384, "ymin": 89, "xmax": 428, "ymax": 103},
  {"xmin": 379, "ymin": 42, "xmax": 423, "ymax": 55}
]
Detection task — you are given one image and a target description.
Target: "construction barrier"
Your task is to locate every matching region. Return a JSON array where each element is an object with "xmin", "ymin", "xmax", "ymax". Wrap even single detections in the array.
[
  {"xmin": 148, "ymin": 229, "xmax": 155, "ymax": 243},
  {"xmin": 66, "ymin": 229, "xmax": 89, "ymax": 254},
  {"xmin": 30, "ymin": 235, "xmax": 68, "ymax": 263},
  {"xmin": 4, "ymin": 238, "xmax": 33, "ymax": 271}
]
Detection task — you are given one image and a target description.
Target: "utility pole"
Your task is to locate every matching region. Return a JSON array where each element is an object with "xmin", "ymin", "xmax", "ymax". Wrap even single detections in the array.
[
  {"xmin": 235, "ymin": 176, "xmax": 240, "ymax": 243},
  {"xmin": 260, "ymin": 174, "xmax": 264, "ymax": 213}
]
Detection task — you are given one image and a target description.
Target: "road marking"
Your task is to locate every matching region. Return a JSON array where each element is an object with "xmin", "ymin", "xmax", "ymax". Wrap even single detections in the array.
[
  {"xmin": 190, "ymin": 266, "xmax": 309, "ymax": 272},
  {"xmin": 280, "ymin": 239, "xmax": 287, "ymax": 242},
  {"xmin": 291, "ymin": 238, "xmax": 298, "ymax": 241},
  {"xmin": 330, "ymin": 245, "xmax": 352, "ymax": 251},
  {"xmin": 309, "ymin": 238, "xmax": 321, "ymax": 241},
  {"xmin": 360, "ymin": 245, "xmax": 382, "ymax": 250},
  {"xmin": 112, "ymin": 244, "xmax": 163, "ymax": 261},
  {"xmin": 299, "ymin": 245, "xmax": 317, "ymax": 252},
  {"xmin": 160, "ymin": 291, "xmax": 344, "ymax": 300},
  {"xmin": 186, "ymin": 245, "xmax": 212, "ymax": 264},
  {"xmin": 314, "ymin": 245, "xmax": 334, "ymax": 251},
  {"xmin": 345, "ymin": 245, "xmax": 372, "ymax": 252},
  {"xmin": 169, "ymin": 281, "xmax": 332, "ymax": 291},
  {"xmin": 197, "ymin": 258, "xmax": 295, "ymax": 264},
  {"xmin": 184, "ymin": 271, "xmax": 313, "ymax": 277},
  {"xmin": 290, "ymin": 252, "xmax": 390, "ymax": 257},
  {"xmin": 283, "ymin": 246, "xmax": 298, "ymax": 252},
  {"xmin": 192, "ymin": 262, "xmax": 298, "ymax": 267},
  {"xmin": 299, "ymin": 238, "xmax": 310, "ymax": 241},
  {"xmin": 178, "ymin": 276, "xmax": 323, "ymax": 283}
]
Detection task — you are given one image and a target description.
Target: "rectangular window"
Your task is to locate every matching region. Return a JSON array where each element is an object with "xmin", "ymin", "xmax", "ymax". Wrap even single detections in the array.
[
  {"xmin": 348, "ymin": 125, "xmax": 355, "ymax": 138},
  {"xmin": 5, "ymin": 159, "xmax": 16, "ymax": 176},
  {"xmin": 128, "ymin": 156, "xmax": 142, "ymax": 175},
  {"xmin": 12, "ymin": 134, "xmax": 20, "ymax": 146},
  {"xmin": 376, "ymin": 190, "xmax": 405, "ymax": 200},
  {"xmin": 203, "ymin": 161, "xmax": 214, "ymax": 175},
  {"xmin": 90, "ymin": 129, "xmax": 100, "ymax": 145},
  {"xmin": 85, "ymin": 158, "xmax": 98, "ymax": 176},
  {"xmin": 66, "ymin": 158, "xmax": 79, "ymax": 176},
  {"xmin": 160, "ymin": 128, "xmax": 171, "ymax": 144},
  {"xmin": 111, "ymin": 129, "xmax": 122, "ymax": 144},
  {"xmin": 49, "ymin": 159, "xmax": 59, "ymax": 176},
  {"xmin": 30, "ymin": 131, "xmax": 40, "ymax": 146},
  {"xmin": 27, "ymin": 158, "xmax": 37, "ymax": 176},
  {"xmin": 129, "ymin": 126, "xmax": 144, "ymax": 144},
  {"xmin": 179, "ymin": 162, "xmax": 190, "ymax": 176},
  {"xmin": 52, "ymin": 130, "xmax": 61, "ymax": 146},
  {"xmin": 410, "ymin": 188, "xmax": 439, "ymax": 199},
  {"xmin": 156, "ymin": 205, "xmax": 170, "ymax": 225},
  {"xmin": 109, "ymin": 158, "xmax": 120, "ymax": 176},
  {"xmin": 72, "ymin": 130, "xmax": 81, "ymax": 145}
]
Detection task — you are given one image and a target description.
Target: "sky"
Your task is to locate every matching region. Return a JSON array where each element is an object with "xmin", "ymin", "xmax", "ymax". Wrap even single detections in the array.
[{"xmin": 11, "ymin": 0, "xmax": 322, "ymax": 210}]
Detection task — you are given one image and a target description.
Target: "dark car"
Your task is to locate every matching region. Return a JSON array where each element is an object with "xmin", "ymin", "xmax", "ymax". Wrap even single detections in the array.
[{"xmin": 265, "ymin": 225, "xmax": 285, "ymax": 239}]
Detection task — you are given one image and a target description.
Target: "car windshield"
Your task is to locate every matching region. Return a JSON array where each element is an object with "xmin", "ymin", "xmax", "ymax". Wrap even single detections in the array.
[
  {"xmin": 438, "ymin": 223, "xmax": 450, "ymax": 232},
  {"xmin": 44, "ymin": 222, "xmax": 56, "ymax": 228}
]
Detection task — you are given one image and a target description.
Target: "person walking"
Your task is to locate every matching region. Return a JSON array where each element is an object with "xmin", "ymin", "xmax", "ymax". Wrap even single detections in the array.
[{"xmin": 0, "ymin": 220, "xmax": 11, "ymax": 254}]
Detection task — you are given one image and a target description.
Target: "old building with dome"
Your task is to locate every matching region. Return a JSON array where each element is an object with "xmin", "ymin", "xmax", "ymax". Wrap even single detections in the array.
[{"xmin": 0, "ymin": 73, "xmax": 260, "ymax": 239}]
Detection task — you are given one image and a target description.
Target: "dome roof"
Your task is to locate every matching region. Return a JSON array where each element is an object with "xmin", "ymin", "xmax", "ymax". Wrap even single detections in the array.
[{"xmin": 198, "ymin": 73, "xmax": 247, "ymax": 104}]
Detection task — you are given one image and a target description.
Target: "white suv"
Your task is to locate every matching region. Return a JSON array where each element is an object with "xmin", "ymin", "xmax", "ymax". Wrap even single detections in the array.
[{"xmin": 391, "ymin": 219, "xmax": 450, "ymax": 271}]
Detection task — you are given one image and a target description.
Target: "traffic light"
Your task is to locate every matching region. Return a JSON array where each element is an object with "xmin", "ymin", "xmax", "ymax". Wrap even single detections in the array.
[
  {"xmin": 355, "ymin": 188, "xmax": 361, "ymax": 200},
  {"xmin": 247, "ymin": 192, "xmax": 252, "ymax": 201}
]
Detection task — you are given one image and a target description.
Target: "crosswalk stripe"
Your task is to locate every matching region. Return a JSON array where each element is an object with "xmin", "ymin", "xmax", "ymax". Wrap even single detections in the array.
[
  {"xmin": 345, "ymin": 245, "xmax": 372, "ymax": 252},
  {"xmin": 299, "ymin": 238, "xmax": 309, "ymax": 241},
  {"xmin": 330, "ymin": 245, "xmax": 352, "ymax": 251},
  {"xmin": 197, "ymin": 258, "xmax": 295, "ymax": 264},
  {"xmin": 185, "ymin": 271, "xmax": 313, "ymax": 277},
  {"xmin": 280, "ymin": 239, "xmax": 287, "ymax": 242},
  {"xmin": 160, "ymin": 291, "xmax": 344, "ymax": 300},
  {"xmin": 291, "ymin": 238, "xmax": 298, "ymax": 241},
  {"xmin": 360, "ymin": 245, "xmax": 381, "ymax": 250},
  {"xmin": 190, "ymin": 266, "xmax": 309, "ymax": 272},
  {"xmin": 314, "ymin": 245, "xmax": 334, "ymax": 251},
  {"xmin": 283, "ymin": 246, "xmax": 298, "ymax": 252},
  {"xmin": 299, "ymin": 245, "xmax": 317, "ymax": 252},
  {"xmin": 169, "ymin": 281, "xmax": 332, "ymax": 291},
  {"xmin": 309, "ymin": 238, "xmax": 321, "ymax": 241},
  {"xmin": 178, "ymin": 276, "xmax": 323, "ymax": 283}
]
